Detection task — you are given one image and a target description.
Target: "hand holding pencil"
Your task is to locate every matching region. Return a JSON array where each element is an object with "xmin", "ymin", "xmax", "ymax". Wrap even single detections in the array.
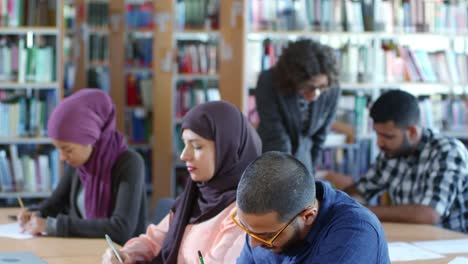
[{"xmin": 17, "ymin": 197, "xmax": 31, "ymax": 228}]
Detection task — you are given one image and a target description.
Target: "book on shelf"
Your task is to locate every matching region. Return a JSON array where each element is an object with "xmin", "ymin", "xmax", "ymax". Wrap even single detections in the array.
[
  {"xmin": 87, "ymin": 2, "xmax": 108, "ymax": 27},
  {"xmin": 124, "ymin": 107, "xmax": 152, "ymax": 144},
  {"xmin": 126, "ymin": 36, "xmax": 153, "ymax": 68},
  {"xmin": 0, "ymin": 36, "xmax": 56, "ymax": 83},
  {"xmin": 316, "ymin": 139, "xmax": 372, "ymax": 181},
  {"xmin": 379, "ymin": 41, "xmax": 467, "ymax": 84},
  {"xmin": 0, "ymin": 0, "xmax": 57, "ymax": 27},
  {"xmin": 132, "ymin": 147, "xmax": 152, "ymax": 191},
  {"xmin": 88, "ymin": 34, "xmax": 108, "ymax": 63},
  {"xmin": 177, "ymin": 40, "xmax": 218, "ymax": 74},
  {"xmin": 248, "ymin": 0, "xmax": 468, "ymax": 33},
  {"xmin": 0, "ymin": 145, "xmax": 58, "ymax": 193},
  {"xmin": 126, "ymin": 1, "xmax": 154, "ymax": 30},
  {"xmin": 175, "ymin": 80, "xmax": 220, "ymax": 118},
  {"xmin": 63, "ymin": 2, "xmax": 75, "ymax": 29},
  {"xmin": 176, "ymin": 0, "xmax": 220, "ymax": 30},
  {"xmin": 0, "ymin": 90, "xmax": 56, "ymax": 138},
  {"xmin": 87, "ymin": 67, "xmax": 109, "ymax": 93},
  {"xmin": 126, "ymin": 72, "xmax": 153, "ymax": 108}
]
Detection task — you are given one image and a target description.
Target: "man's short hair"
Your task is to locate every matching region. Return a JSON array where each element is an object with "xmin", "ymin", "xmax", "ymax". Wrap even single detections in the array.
[
  {"xmin": 236, "ymin": 151, "xmax": 316, "ymax": 222},
  {"xmin": 370, "ymin": 90, "xmax": 420, "ymax": 128}
]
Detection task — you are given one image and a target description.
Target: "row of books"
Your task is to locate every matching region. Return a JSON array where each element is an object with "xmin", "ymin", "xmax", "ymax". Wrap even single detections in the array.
[
  {"xmin": 175, "ymin": 80, "xmax": 220, "ymax": 119},
  {"xmin": 0, "ymin": 0, "xmax": 55, "ymax": 27},
  {"xmin": 0, "ymin": 37, "xmax": 55, "ymax": 83},
  {"xmin": 248, "ymin": 0, "xmax": 468, "ymax": 33},
  {"xmin": 88, "ymin": 34, "xmax": 108, "ymax": 63},
  {"xmin": 177, "ymin": 41, "xmax": 218, "ymax": 74},
  {"xmin": 316, "ymin": 140, "xmax": 372, "ymax": 181},
  {"xmin": 63, "ymin": 62, "xmax": 75, "ymax": 97},
  {"xmin": 133, "ymin": 147, "xmax": 152, "ymax": 192},
  {"xmin": 418, "ymin": 96, "xmax": 468, "ymax": 132},
  {"xmin": 63, "ymin": 2, "xmax": 75, "ymax": 29},
  {"xmin": 337, "ymin": 93, "xmax": 371, "ymax": 137},
  {"xmin": 125, "ymin": 108, "xmax": 152, "ymax": 144},
  {"xmin": 0, "ymin": 90, "xmax": 55, "ymax": 138},
  {"xmin": 0, "ymin": 145, "xmax": 59, "ymax": 193},
  {"xmin": 246, "ymin": 38, "xmax": 468, "ymax": 88},
  {"xmin": 126, "ymin": 73, "xmax": 152, "ymax": 108},
  {"xmin": 382, "ymin": 42, "xmax": 467, "ymax": 84},
  {"xmin": 175, "ymin": 0, "xmax": 219, "ymax": 30},
  {"xmin": 126, "ymin": 36, "xmax": 153, "ymax": 68},
  {"xmin": 246, "ymin": 39, "xmax": 373, "ymax": 87},
  {"xmin": 126, "ymin": 2, "xmax": 153, "ymax": 29},
  {"xmin": 87, "ymin": 68, "xmax": 110, "ymax": 94},
  {"xmin": 87, "ymin": 2, "xmax": 108, "ymax": 27}
]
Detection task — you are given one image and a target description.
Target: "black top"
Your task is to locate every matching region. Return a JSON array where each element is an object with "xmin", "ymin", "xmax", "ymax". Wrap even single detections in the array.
[
  {"xmin": 255, "ymin": 68, "xmax": 340, "ymax": 171},
  {"xmin": 36, "ymin": 149, "xmax": 147, "ymax": 245}
]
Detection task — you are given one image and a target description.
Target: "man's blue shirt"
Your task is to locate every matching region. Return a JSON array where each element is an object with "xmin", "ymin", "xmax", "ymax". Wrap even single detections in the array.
[{"xmin": 236, "ymin": 181, "xmax": 391, "ymax": 264}]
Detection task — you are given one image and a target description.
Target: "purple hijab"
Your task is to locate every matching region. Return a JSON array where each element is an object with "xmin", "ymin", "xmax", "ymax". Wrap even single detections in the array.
[
  {"xmin": 152, "ymin": 101, "xmax": 262, "ymax": 264},
  {"xmin": 47, "ymin": 89, "xmax": 127, "ymax": 219}
]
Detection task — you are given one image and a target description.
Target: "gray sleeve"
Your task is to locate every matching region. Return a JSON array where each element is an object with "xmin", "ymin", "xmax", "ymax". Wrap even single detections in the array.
[
  {"xmin": 36, "ymin": 166, "xmax": 74, "ymax": 217},
  {"xmin": 54, "ymin": 151, "xmax": 146, "ymax": 245},
  {"xmin": 311, "ymin": 87, "xmax": 340, "ymax": 164},
  {"xmin": 45, "ymin": 217, "xmax": 58, "ymax": 236},
  {"xmin": 255, "ymin": 70, "xmax": 292, "ymax": 153}
]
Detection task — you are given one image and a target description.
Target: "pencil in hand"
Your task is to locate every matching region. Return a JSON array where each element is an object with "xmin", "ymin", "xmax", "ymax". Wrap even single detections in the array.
[{"xmin": 17, "ymin": 197, "xmax": 25, "ymax": 211}]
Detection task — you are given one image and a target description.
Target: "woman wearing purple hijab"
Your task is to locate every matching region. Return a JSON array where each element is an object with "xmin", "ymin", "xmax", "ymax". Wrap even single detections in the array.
[
  {"xmin": 18, "ymin": 89, "xmax": 147, "ymax": 245},
  {"xmin": 102, "ymin": 101, "xmax": 262, "ymax": 264}
]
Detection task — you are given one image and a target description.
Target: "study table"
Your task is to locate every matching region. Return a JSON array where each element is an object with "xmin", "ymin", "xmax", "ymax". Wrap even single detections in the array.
[
  {"xmin": 1, "ymin": 208, "xmax": 468, "ymax": 263},
  {"xmin": 0, "ymin": 208, "xmax": 107, "ymax": 263},
  {"xmin": 383, "ymin": 222, "xmax": 468, "ymax": 263}
]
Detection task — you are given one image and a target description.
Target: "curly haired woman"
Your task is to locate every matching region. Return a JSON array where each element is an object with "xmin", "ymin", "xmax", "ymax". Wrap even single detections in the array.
[{"xmin": 255, "ymin": 39, "xmax": 341, "ymax": 173}]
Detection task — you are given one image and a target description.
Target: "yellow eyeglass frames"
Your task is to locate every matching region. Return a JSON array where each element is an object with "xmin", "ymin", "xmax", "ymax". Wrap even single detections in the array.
[{"xmin": 230, "ymin": 209, "xmax": 303, "ymax": 248}]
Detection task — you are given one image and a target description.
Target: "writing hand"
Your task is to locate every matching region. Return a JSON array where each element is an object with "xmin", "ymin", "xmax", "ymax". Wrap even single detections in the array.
[
  {"xmin": 22, "ymin": 215, "xmax": 46, "ymax": 236},
  {"xmin": 17, "ymin": 210, "xmax": 33, "ymax": 229}
]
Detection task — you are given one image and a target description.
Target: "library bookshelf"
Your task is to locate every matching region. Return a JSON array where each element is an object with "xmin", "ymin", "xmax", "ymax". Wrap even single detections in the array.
[{"xmin": 0, "ymin": 0, "xmax": 64, "ymax": 201}]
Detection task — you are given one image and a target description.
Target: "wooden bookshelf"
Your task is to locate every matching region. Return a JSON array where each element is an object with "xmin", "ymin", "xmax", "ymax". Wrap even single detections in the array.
[
  {"xmin": 147, "ymin": 0, "xmax": 247, "ymax": 205},
  {"xmin": 0, "ymin": 0, "xmax": 65, "ymax": 200},
  {"xmin": 135, "ymin": 0, "xmax": 468, "ymax": 205},
  {"xmin": 0, "ymin": 192, "xmax": 52, "ymax": 199},
  {"xmin": 152, "ymin": 0, "xmax": 175, "ymax": 205},
  {"xmin": 0, "ymin": 83, "xmax": 60, "ymax": 89},
  {"xmin": 0, "ymin": 138, "xmax": 54, "ymax": 144}
]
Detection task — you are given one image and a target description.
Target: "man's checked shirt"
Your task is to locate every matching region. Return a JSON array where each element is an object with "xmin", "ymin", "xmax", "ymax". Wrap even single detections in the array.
[{"xmin": 356, "ymin": 129, "xmax": 468, "ymax": 232}]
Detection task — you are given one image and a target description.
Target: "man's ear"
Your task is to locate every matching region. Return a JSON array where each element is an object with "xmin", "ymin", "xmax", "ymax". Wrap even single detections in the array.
[
  {"xmin": 301, "ymin": 207, "xmax": 318, "ymax": 225},
  {"xmin": 406, "ymin": 125, "xmax": 419, "ymax": 141}
]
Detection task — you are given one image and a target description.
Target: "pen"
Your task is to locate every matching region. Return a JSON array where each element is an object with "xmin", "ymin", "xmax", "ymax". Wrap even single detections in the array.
[
  {"xmin": 105, "ymin": 234, "xmax": 124, "ymax": 264},
  {"xmin": 198, "ymin": 250, "xmax": 205, "ymax": 264},
  {"xmin": 17, "ymin": 197, "xmax": 25, "ymax": 211}
]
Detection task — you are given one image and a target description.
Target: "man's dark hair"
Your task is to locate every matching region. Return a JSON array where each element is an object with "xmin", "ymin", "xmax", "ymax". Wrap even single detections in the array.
[
  {"xmin": 236, "ymin": 151, "xmax": 316, "ymax": 222},
  {"xmin": 370, "ymin": 90, "xmax": 420, "ymax": 128},
  {"xmin": 273, "ymin": 39, "xmax": 338, "ymax": 95}
]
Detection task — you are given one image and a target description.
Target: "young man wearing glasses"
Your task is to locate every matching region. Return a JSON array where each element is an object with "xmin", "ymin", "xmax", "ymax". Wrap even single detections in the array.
[
  {"xmin": 255, "ymin": 39, "xmax": 341, "ymax": 173},
  {"xmin": 234, "ymin": 151, "xmax": 390, "ymax": 263}
]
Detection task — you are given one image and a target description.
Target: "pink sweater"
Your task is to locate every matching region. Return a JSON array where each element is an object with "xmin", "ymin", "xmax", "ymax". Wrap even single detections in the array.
[{"xmin": 122, "ymin": 203, "xmax": 245, "ymax": 263}]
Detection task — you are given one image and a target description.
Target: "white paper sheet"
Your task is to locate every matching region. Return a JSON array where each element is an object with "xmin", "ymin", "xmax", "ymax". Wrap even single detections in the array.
[
  {"xmin": 413, "ymin": 239, "xmax": 468, "ymax": 254},
  {"xmin": 0, "ymin": 223, "xmax": 34, "ymax": 239},
  {"xmin": 388, "ymin": 242, "xmax": 444, "ymax": 262},
  {"xmin": 448, "ymin": 257, "xmax": 468, "ymax": 264}
]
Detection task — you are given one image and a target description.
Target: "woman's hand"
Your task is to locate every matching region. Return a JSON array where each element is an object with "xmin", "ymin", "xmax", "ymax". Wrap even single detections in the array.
[
  {"xmin": 17, "ymin": 210, "xmax": 34, "ymax": 229},
  {"xmin": 21, "ymin": 215, "xmax": 46, "ymax": 235},
  {"xmin": 102, "ymin": 248, "xmax": 133, "ymax": 264}
]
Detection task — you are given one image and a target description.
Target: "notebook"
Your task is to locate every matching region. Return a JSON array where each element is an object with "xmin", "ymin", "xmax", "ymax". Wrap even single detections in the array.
[{"xmin": 0, "ymin": 252, "xmax": 47, "ymax": 264}]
